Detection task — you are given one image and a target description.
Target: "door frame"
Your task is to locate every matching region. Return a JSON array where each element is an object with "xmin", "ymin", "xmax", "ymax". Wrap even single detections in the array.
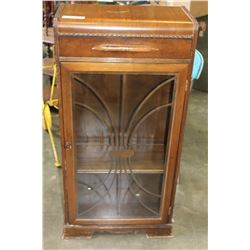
[{"xmin": 59, "ymin": 62, "xmax": 189, "ymax": 225}]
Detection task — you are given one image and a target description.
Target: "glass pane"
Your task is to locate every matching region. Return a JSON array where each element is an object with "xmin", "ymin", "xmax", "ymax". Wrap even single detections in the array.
[{"xmin": 71, "ymin": 73, "xmax": 175, "ymax": 219}]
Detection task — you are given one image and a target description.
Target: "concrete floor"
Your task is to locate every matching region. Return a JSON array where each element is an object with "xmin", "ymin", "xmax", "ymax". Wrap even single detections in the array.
[{"xmin": 43, "ymin": 90, "xmax": 208, "ymax": 250}]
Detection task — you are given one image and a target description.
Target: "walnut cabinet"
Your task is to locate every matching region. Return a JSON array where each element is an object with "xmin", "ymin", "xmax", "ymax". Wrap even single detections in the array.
[{"xmin": 54, "ymin": 3, "xmax": 197, "ymax": 238}]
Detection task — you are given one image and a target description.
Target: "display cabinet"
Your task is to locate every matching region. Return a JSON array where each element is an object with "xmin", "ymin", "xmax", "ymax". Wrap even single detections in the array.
[{"xmin": 54, "ymin": 3, "xmax": 197, "ymax": 238}]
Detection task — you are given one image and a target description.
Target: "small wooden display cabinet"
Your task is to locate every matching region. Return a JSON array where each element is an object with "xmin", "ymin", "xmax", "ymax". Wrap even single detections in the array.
[{"xmin": 54, "ymin": 3, "xmax": 197, "ymax": 238}]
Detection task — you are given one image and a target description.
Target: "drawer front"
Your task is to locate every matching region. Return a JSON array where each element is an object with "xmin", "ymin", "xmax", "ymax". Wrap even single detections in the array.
[{"xmin": 58, "ymin": 36, "xmax": 192, "ymax": 59}]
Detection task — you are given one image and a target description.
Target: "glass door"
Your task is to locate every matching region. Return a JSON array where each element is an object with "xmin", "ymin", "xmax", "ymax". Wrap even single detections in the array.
[{"xmin": 72, "ymin": 73, "xmax": 175, "ymax": 219}]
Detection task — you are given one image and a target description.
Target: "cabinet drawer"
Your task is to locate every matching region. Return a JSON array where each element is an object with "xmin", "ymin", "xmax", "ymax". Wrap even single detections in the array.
[{"xmin": 58, "ymin": 36, "xmax": 192, "ymax": 59}]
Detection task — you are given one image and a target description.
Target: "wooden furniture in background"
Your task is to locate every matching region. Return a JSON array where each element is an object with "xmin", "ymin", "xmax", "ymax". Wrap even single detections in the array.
[
  {"xmin": 43, "ymin": 1, "xmax": 56, "ymax": 57},
  {"xmin": 54, "ymin": 3, "xmax": 197, "ymax": 238},
  {"xmin": 193, "ymin": 14, "xmax": 208, "ymax": 91}
]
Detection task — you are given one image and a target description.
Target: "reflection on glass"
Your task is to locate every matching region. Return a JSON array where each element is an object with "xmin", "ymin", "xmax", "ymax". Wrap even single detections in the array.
[{"xmin": 71, "ymin": 73, "xmax": 175, "ymax": 218}]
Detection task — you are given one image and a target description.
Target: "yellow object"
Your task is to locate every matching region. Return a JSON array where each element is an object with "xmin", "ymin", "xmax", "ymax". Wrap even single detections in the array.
[
  {"xmin": 43, "ymin": 57, "xmax": 61, "ymax": 167},
  {"xmin": 42, "ymin": 103, "xmax": 52, "ymax": 130},
  {"xmin": 43, "ymin": 103, "xmax": 61, "ymax": 168},
  {"xmin": 48, "ymin": 64, "xmax": 58, "ymax": 108}
]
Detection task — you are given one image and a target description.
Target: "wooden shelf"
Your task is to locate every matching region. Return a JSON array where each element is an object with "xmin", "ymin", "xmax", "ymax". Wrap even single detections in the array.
[{"xmin": 77, "ymin": 160, "xmax": 164, "ymax": 174}]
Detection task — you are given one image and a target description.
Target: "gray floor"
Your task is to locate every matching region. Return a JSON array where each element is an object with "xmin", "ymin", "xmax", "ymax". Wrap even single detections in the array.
[{"xmin": 43, "ymin": 90, "xmax": 208, "ymax": 250}]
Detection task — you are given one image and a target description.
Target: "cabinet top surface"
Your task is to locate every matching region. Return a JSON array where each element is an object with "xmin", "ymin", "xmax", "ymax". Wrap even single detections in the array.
[{"xmin": 57, "ymin": 4, "xmax": 192, "ymax": 23}]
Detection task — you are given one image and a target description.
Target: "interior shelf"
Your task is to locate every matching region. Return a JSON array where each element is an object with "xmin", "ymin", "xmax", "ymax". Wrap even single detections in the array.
[{"xmin": 76, "ymin": 160, "xmax": 165, "ymax": 174}]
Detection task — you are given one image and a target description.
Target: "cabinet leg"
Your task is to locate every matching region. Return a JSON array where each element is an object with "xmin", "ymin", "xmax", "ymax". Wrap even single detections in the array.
[
  {"xmin": 145, "ymin": 228, "xmax": 173, "ymax": 239},
  {"xmin": 63, "ymin": 227, "xmax": 94, "ymax": 239},
  {"xmin": 80, "ymin": 232, "xmax": 93, "ymax": 239}
]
